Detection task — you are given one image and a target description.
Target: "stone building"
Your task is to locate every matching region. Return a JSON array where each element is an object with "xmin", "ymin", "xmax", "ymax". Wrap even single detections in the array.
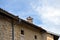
[{"xmin": 0, "ymin": 8, "xmax": 59, "ymax": 40}]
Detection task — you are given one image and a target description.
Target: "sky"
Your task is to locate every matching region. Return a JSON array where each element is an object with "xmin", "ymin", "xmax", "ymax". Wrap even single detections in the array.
[{"xmin": 0, "ymin": 0, "xmax": 60, "ymax": 39}]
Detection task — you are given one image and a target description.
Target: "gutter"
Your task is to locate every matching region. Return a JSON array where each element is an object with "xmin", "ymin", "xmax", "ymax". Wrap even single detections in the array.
[{"xmin": 11, "ymin": 20, "xmax": 14, "ymax": 40}]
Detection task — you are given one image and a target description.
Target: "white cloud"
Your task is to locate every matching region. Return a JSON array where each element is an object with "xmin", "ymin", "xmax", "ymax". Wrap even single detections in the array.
[
  {"xmin": 36, "ymin": 6, "xmax": 60, "ymax": 25},
  {"xmin": 30, "ymin": 0, "xmax": 60, "ymax": 34}
]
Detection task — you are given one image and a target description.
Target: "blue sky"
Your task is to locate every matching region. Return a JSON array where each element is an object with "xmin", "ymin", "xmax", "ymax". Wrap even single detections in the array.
[{"xmin": 0, "ymin": 0, "xmax": 60, "ymax": 39}]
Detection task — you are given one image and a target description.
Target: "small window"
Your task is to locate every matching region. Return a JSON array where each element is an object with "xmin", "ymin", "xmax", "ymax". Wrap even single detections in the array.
[
  {"xmin": 34, "ymin": 35, "xmax": 37, "ymax": 39},
  {"xmin": 21, "ymin": 30, "xmax": 24, "ymax": 35}
]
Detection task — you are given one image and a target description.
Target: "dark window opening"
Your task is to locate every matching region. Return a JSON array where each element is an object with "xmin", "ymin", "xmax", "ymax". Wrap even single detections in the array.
[
  {"xmin": 21, "ymin": 30, "xmax": 24, "ymax": 35},
  {"xmin": 34, "ymin": 35, "xmax": 37, "ymax": 39}
]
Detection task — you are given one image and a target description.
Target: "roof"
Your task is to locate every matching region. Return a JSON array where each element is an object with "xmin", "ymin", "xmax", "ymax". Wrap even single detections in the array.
[
  {"xmin": 47, "ymin": 31, "xmax": 60, "ymax": 37},
  {"xmin": 0, "ymin": 8, "xmax": 19, "ymax": 20},
  {"xmin": 0, "ymin": 8, "xmax": 60, "ymax": 37}
]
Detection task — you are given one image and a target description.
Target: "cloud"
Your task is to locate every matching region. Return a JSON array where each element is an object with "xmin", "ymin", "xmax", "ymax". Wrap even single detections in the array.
[
  {"xmin": 36, "ymin": 6, "xmax": 60, "ymax": 25},
  {"xmin": 30, "ymin": 0, "xmax": 60, "ymax": 34}
]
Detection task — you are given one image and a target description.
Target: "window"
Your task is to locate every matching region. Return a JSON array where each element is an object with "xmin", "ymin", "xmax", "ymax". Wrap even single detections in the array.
[
  {"xmin": 21, "ymin": 30, "xmax": 24, "ymax": 35},
  {"xmin": 21, "ymin": 29, "xmax": 24, "ymax": 40},
  {"xmin": 34, "ymin": 35, "xmax": 37, "ymax": 39}
]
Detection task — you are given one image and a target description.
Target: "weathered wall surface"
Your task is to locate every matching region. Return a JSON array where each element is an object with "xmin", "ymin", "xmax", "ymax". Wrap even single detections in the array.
[
  {"xmin": 14, "ymin": 22, "xmax": 42, "ymax": 40},
  {"xmin": 47, "ymin": 33, "xmax": 54, "ymax": 40},
  {"xmin": 0, "ymin": 15, "xmax": 12, "ymax": 40}
]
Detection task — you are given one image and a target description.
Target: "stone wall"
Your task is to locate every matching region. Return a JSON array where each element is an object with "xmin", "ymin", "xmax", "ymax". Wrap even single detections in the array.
[
  {"xmin": 47, "ymin": 33, "xmax": 54, "ymax": 40},
  {"xmin": 0, "ymin": 15, "xmax": 12, "ymax": 40},
  {"xmin": 14, "ymin": 22, "xmax": 42, "ymax": 40}
]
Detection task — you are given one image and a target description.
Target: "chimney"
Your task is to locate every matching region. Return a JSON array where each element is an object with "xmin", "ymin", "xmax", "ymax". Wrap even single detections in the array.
[{"xmin": 26, "ymin": 16, "xmax": 33, "ymax": 23}]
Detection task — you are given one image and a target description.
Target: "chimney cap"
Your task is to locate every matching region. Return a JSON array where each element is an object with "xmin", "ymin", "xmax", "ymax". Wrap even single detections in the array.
[
  {"xmin": 27, "ymin": 16, "xmax": 33, "ymax": 20},
  {"xmin": 26, "ymin": 16, "xmax": 33, "ymax": 23}
]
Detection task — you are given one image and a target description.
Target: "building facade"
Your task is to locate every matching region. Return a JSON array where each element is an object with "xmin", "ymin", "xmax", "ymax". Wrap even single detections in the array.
[{"xmin": 0, "ymin": 8, "xmax": 59, "ymax": 40}]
